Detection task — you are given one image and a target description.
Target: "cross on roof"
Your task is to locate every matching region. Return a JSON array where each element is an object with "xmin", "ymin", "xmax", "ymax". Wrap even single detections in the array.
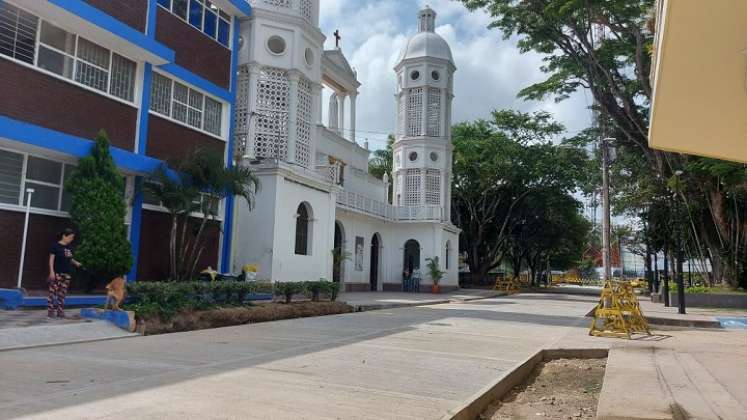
[{"xmin": 334, "ymin": 29, "xmax": 341, "ymax": 48}]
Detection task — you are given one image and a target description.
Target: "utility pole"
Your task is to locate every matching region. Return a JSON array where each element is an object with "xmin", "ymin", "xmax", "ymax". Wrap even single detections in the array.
[{"xmin": 601, "ymin": 138, "xmax": 613, "ymax": 281}]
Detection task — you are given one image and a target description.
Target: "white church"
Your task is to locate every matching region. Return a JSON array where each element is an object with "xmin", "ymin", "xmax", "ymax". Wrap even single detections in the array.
[{"xmin": 230, "ymin": 2, "xmax": 459, "ymax": 292}]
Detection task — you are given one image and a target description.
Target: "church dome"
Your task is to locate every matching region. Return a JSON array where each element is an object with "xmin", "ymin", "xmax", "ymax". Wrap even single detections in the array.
[{"xmin": 397, "ymin": 6, "xmax": 454, "ymax": 65}]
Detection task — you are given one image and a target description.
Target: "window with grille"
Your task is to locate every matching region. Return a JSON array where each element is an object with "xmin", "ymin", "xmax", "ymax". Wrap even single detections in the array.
[
  {"xmin": 427, "ymin": 88, "xmax": 441, "ymax": 137},
  {"xmin": 0, "ymin": 3, "xmax": 38, "ymax": 65},
  {"xmin": 0, "ymin": 5, "xmax": 137, "ymax": 102},
  {"xmin": 425, "ymin": 169, "xmax": 441, "ymax": 205},
  {"xmin": 407, "ymin": 88, "xmax": 423, "ymax": 137},
  {"xmin": 0, "ymin": 149, "xmax": 75, "ymax": 212},
  {"xmin": 149, "ymin": 72, "xmax": 224, "ymax": 136},
  {"xmin": 397, "ymin": 94, "xmax": 406, "ymax": 138},
  {"xmin": 404, "ymin": 169, "xmax": 421, "ymax": 206},
  {"xmin": 296, "ymin": 77, "xmax": 312, "ymax": 168},
  {"xmin": 255, "ymin": 67, "xmax": 289, "ymax": 160},
  {"xmin": 157, "ymin": 0, "xmax": 232, "ymax": 47},
  {"xmin": 233, "ymin": 65, "xmax": 251, "ymax": 159},
  {"xmin": 295, "ymin": 203, "xmax": 310, "ymax": 255}
]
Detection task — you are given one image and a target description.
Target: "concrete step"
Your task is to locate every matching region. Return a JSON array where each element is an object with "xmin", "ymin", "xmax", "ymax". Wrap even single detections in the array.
[
  {"xmin": 0, "ymin": 320, "xmax": 137, "ymax": 352},
  {"xmin": 598, "ymin": 347, "xmax": 747, "ymax": 420}
]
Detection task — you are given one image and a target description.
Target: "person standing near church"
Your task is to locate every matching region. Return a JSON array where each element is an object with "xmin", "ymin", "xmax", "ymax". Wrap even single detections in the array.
[{"xmin": 48, "ymin": 228, "xmax": 82, "ymax": 318}]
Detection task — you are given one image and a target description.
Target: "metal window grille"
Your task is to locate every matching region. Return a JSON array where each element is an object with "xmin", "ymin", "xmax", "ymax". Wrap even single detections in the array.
[
  {"xmin": 0, "ymin": 3, "xmax": 38, "ymax": 65},
  {"xmin": 0, "ymin": 149, "xmax": 23, "ymax": 205},
  {"xmin": 296, "ymin": 77, "xmax": 312, "ymax": 168},
  {"xmin": 204, "ymin": 97, "xmax": 222, "ymax": 136},
  {"xmin": 407, "ymin": 88, "xmax": 423, "ymax": 137},
  {"xmin": 109, "ymin": 53, "xmax": 136, "ymax": 101},
  {"xmin": 255, "ymin": 67, "xmax": 289, "ymax": 160},
  {"xmin": 75, "ymin": 37, "xmax": 110, "ymax": 93},
  {"xmin": 425, "ymin": 169, "xmax": 441, "ymax": 205},
  {"xmin": 150, "ymin": 72, "xmax": 172, "ymax": 116},
  {"xmin": 427, "ymin": 88, "xmax": 441, "ymax": 137},
  {"xmin": 404, "ymin": 169, "xmax": 422, "ymax": 206}
]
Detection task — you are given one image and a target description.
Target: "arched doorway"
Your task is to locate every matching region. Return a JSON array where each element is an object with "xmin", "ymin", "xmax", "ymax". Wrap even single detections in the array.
[
  {"xmin": 403, "ymin": 239, "xmax": 420, "ymax": 276},
  {"xmin": 370, "ymin": 233, "xmax": 381, "ymax": 291},
  {"xmin": 333, "ymin": 221, "xmax": 345, "ymax": 284}
]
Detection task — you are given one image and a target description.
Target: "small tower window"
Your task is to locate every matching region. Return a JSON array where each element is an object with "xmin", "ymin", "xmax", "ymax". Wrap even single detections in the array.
[
  {"xmin": 409, "ymin": 151, "xmax": 418, "ymax": 162},
  {"xmin": 430, "ymin": 152, "xmax": 439, "ymax": 162},
  {"xmin": 304, "ymin": 48, "xmax": 314, "ymax": 66},
  {"xmin": 410, "ymin": 70, "xmax": 420, "ymax": 81},
  {"xmin": 267, "ymin": 35, "xmax": 287, "ymax": 55},
  {"xmin": 431, "ymin": 71, "xmax": 440, "ymax": 81}
]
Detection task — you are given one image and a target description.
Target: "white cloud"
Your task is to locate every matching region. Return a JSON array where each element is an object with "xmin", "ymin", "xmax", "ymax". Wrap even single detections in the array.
[{"xmin": 318, "ymin": 0, "xmax": 592, "ymax": 150}]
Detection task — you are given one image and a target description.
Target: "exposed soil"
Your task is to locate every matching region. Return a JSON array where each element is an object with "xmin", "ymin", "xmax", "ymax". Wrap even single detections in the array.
[
  {"xmin": 138, "ymin": 301, "xmax": 353, "ymax": 335},
  {"xmin": 481, "ymin": 358, "xmax": 606, "ymax": 420}
]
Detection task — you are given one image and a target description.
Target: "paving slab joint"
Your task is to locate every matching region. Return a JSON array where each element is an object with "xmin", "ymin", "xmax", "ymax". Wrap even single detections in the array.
[{"xmin": 440, "ymin": 348, "xmax": 609, "ymax": 420}]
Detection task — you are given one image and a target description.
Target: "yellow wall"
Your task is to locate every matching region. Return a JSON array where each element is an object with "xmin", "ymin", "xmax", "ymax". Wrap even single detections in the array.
[{"xmin": 649, "ymin": 0, "xmax": 747, "ymax": 163}]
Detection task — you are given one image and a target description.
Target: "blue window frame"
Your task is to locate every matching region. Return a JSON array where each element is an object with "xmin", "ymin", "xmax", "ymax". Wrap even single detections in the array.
[
  {"xmin": 203, "ymin": 9, "xmax": 217, "ymax": 38},
  {"xmin": 188, "ymin": 0, "xmax": 203, "ymax": 29},
  {"xmin": 158, "ymin": 0, "xmax": 230, "ymax": 47},
  {"xmin": 217, "ymin": 19, "xmax": 229, "ymax": 46}
]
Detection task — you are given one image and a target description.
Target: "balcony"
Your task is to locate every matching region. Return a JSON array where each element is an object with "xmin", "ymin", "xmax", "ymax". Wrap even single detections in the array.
[{"xmin": 335, "ymin": 189, "xmax": 444, "ymax": 222}]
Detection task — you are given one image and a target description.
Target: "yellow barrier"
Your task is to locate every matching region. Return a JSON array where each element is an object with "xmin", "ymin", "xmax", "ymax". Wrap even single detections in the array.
[
  {"xmin": 589, "ymin": 281, "xmax": 651, "ymax": 339},
  {"xmin": 494, "ymin": 276, "xmax": 527, "ymax": 294}
]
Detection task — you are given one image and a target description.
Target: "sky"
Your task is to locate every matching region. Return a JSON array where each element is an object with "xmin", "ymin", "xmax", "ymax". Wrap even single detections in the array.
[{"xmin": 317, "ymin": 0, "xmax": 595, "ymax": 151}]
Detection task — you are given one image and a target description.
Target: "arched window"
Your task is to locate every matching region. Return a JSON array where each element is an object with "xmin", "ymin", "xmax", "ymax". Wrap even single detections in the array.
[
  {"xmin": 445, "ymin": 241, "xmax": 451, "ymax": 270},
  {"xmin": 295, "ymin": 203, "xmax": 311, "ymax": 255}
]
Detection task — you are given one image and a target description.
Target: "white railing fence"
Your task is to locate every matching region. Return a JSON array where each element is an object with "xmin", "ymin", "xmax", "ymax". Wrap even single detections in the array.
[{"xmin": 335, "ymin": 189, "xmax": 444, "ymax": 222}]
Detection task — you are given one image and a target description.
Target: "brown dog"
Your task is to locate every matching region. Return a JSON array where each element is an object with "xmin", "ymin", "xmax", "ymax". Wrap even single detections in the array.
[{"xmin": 104, "ymin": 277, "xmax": 126, "ymax": 311}]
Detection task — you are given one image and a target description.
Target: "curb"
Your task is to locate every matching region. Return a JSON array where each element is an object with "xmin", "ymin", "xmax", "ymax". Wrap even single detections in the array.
[
  {"xmin": 0, "ymin": 332, "xmax": 139, "ymax": 353},
  {"xmin": 440, "ymin": 348, "xmax": 609, "ymax": 420},
  {"xmin": 349, "ymin": 292, "xmax": 504, "ymax": 313},
  {"xmin": 584, "ymin": 308, "xmax": 723, "ymax": 329}
]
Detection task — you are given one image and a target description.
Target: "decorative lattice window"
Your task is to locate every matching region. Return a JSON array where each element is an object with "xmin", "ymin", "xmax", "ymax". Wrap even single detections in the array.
[
  {"xmin": 300, "ymin": 0, "xmax": 313, "ymax": 21},
  {"xmin": 255, "ymin": 67, "xmax": 289, "ymax": 160},
  {"xmin": 397, "ymin": 94, "xmax": 406, "ymax": 138},
  {"xmin": 257, "ymin": 0, "xmax": 292, "ymax": 8},
  {"xmin": 296, "ymin": 77, "xmax": 312, "ymax": 168},
  {"xmin": 233, "ymin": 65, "xmax": 251, "ymax": 159},
  {"xmin": 404, "ymin": 169, "xmax": 422, "ymax": 206},
  {"xmin": 427, "ymin": 88, "xmax": 441, "ymax": 137},
  {"xmin": 425, "ymin": 169, "xmax": 441, "ymax": 205},
  {"xmin": 407, "ymin": 88, "xmax": 423, "ymax": 137}
]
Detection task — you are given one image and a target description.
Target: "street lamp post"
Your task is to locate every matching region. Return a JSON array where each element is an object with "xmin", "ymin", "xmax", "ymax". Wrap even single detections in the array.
[{"xmin": 16, "ymin": 188, "xmax": 34, "ymax": 290}]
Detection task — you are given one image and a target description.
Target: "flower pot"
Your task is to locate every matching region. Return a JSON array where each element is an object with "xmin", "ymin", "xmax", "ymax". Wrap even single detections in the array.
[{"xmin": 431, "ymin": 284, "xmax": 441, "ymax": 294}]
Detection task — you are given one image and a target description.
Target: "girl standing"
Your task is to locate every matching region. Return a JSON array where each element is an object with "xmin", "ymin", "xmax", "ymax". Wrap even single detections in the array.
[{"xmin": 48, "ymin": 228, "xmax": 82, "ymax": 318}]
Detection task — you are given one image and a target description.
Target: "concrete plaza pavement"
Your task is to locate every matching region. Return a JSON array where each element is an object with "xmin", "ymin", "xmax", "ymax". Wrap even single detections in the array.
[{"xmin": 1, "ymin": 293, "xmax": 746, "ymax": 419}]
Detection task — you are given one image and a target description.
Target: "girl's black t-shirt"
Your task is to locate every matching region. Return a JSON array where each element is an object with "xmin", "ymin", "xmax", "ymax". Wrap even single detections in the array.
[{"xmin": 49, "ymin": 242, "xmax": 73, "ymax": 274}]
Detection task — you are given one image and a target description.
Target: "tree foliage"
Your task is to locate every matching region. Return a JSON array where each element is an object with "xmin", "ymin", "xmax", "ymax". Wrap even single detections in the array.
[
  {"xmin": 452, "ymin": 110, "xmax": 590, "ymax": 283},
  {"xmin": 145, "ymin": 150, "xmax": 259, "ymax": 281},
  {"xmin": 66, "ymin": 130, "xmax": 133, "ymax": 280}
]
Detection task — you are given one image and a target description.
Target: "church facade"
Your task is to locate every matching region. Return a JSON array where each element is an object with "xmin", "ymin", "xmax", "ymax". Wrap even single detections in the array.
[{"xmin": 229, "ymin": 2, "xmax": 460, "ymax": 291}]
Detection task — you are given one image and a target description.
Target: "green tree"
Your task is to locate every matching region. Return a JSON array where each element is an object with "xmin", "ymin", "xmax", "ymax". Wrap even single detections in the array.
[
  {"xmin": 452, "ymin": 110, "xmax": 589, "ymax": 283},
  {"xmin": 66, "ymin": 130, "xmax": 133, "ymax": 281},
  {"xmin": 145, "ymin": 149, "xmax": 259, "ymax": 281},
  {"xmin": 369, "ymin": 135, "xmax": 394, "ymax": 203}
]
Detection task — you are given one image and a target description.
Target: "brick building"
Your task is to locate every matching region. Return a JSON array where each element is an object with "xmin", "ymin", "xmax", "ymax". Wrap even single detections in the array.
[{"xmin": 0, "ymin": 0, "xmax": 251, "ymax": 290}]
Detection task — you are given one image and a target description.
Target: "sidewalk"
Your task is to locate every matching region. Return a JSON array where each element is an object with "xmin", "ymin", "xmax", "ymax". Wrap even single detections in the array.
[{"xmin": 639, "ymin": 299, "xmax": 747, "ymax": 329}]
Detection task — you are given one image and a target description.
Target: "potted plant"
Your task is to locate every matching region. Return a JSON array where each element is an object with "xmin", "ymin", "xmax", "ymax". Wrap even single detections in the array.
[{"xmin": 426, "ymin": 257, "xmax": 446, "ymax": 294}]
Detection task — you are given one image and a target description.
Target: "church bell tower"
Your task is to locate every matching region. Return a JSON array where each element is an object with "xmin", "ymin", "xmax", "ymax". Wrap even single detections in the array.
[{"xmin": 392, "ymin": 6, "xmax": 456, "ymax": 221}]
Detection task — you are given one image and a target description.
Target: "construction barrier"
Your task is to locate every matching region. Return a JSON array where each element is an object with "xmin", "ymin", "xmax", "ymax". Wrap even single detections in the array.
[
  {"xmin": 589, "ymin": 280, "xmax": 651, "ymax": 339},
  {"xmin": 494, "ymin": 276, "xmax": 528, "ymax": 294}
]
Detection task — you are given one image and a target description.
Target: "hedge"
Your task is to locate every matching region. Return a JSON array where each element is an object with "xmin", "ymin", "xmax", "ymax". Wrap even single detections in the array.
[{"xmin": 126, "ymin": 280, "xmax": 339, "ymax": 319}]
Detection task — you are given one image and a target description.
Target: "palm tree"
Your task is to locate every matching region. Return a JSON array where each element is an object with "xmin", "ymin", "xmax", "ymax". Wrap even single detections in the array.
[
  {"xmin": 145, "ymin": 149, "xmax": 259, "ymax": 281},
  {"xmin": 369, "ymin": 135, "xmax": 394, "ymax": 202}
]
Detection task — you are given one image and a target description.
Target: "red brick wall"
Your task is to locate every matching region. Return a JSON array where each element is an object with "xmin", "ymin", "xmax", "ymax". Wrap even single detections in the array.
[
  {"xmin": 136, "ymin": 210, "xmax": 220, "ymax": 281},
  {"xmin": 0, "ymin": 60, "xmax": 137, "ymax": 151},
  {"xmin": 146, "ymin": 115, "xmax": 225, "ymax": 162},
  {"xmin": 84, "ymin": 0, "xmax": 148, "ymax": 32},
  {"xmin": 155, "ymin": 8, "xmax": 231, "ymax": 89},
  {"xmin": 0, "ymin": 210, "xmax": 73, "ymax": 290}
]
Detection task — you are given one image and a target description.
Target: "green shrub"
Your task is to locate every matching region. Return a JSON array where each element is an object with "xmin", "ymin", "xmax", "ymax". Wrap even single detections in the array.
[
  {"xmin": 303, "ymin": 279, "xmax": 339, "ymax": 302},
  {"xmin": 126, "ymin": 281, "xmax": 264, "ymax": 319},
  {"xmin": 273, "ymin": 281, "xmax": 304, "ymax": 304}
]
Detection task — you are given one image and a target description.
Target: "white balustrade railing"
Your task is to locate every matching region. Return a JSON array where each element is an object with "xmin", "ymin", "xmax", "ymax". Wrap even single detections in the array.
[{"xmin": 335, "ymin": 189, "xmax": 443, "ymax": 222}]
